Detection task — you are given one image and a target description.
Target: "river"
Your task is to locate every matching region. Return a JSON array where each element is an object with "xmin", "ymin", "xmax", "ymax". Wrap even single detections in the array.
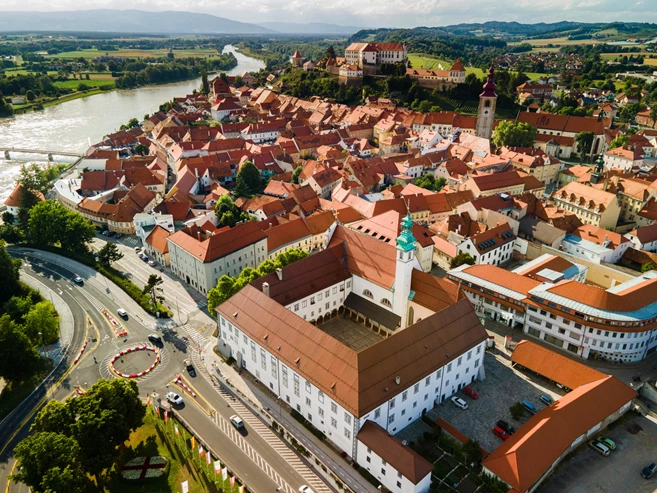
[{"xmin": 0, "ymin": 45, "xmax": 265, "ymax": 201}]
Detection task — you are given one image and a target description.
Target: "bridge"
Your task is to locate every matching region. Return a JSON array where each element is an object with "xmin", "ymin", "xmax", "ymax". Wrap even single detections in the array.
[{"xmin": 0, "ymin": 147, "xmax": 85, "ymax": 161}]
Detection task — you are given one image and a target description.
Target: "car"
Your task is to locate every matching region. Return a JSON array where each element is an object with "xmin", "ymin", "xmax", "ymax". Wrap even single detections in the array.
[
  {"xmin": 463, "ymin": 387, "xmax": 479, "ymax": 399},
  {"xmin": 115, "ymin": 233, "xmax": 123, "ymax": 239},
  {"xmin": 497, "ymin": 420, "xmax": 515, "ymax": 435},
  {"xmin": 106, "ymin": 231, "xmax": 116, "ymax": 237},
  {"xmin": 450, "ymin": 396, "xmax": 468, "ymax": 410},
  {"xmin": 148, "ymin": 260, "xmax": 156, "ymax": 267},
  {"xmin": 166, "ymin": 392, "xmax": 184, "ymax": 406},
  {"xmin": 147, "ymin": 334, "xmax": 162, "ymax": 345},
  {"xmin": 492, "ymin": 426, "xmax": 510, "ymax": 441},
  {"xmin": 299, "ymin": 486, "xmax": 315, "ymax": 493},
  {"xmin": 140, "ymin": 255, "xmax": 149, "ymax": 262},
  {"xmin": 539, "ymin": 394, "xmax": 554, "ymax": 405},
  {"xmin": 134, "ymin": 246, "xmax": 142, "ymax": 253},
  {"xmin": 642, "ymin": 463, "xmax": 657, "ymax": 479},
  {"xmin": 522, "ymin": 400, "xmax": 537, "ymax": 415},
  {"xmin": 72, "ymin": 276, "xmax": 84, "ymax": 285},
  {"xmin": 101, "ymin": 230, "xmax": 109, "ymax": 236},
  {"xmin": 230, "ymin": 415, "xmax": 244, "ymax": 429},
  {"xmin": 589, "ymin": 440, "xmax": 610, "ymax": 457},
  {"xmin": 117, "ymin": 308, "xmax": 128, "ymax": 319},
  {"xmin": 596, "ymin": 436, "xmax": 616, "ymax": 450},
  {"xmin": 183, "ymin": 359, "xmax": 196, "ymax": 377}
]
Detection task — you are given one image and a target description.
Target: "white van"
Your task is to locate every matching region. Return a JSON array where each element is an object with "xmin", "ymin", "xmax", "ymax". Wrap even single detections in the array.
[
  {"xmin": 117, "ymin": 308, "xmax": 128, "ymax": 318},
  {"xmin": 451, "ymin": 396, "xmax": 468, "ymax": 410}
]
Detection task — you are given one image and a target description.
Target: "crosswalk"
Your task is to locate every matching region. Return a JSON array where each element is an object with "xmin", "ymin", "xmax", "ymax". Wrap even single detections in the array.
[
  {"xmin": 211, "ymin": 381, "xmax": 330, "ymax": 493},
  {"xmin": 120, "ymin": 236, "xmax": 141, "ymax": 247}
]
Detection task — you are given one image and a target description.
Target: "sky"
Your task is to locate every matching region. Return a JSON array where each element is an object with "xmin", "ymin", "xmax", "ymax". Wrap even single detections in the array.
[{"xmin": 2, "ymin": 0, "xmax": 655, "ymax": 28}]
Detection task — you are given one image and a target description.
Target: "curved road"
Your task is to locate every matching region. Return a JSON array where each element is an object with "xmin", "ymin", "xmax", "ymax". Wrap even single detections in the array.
[{"xmin": 0, "ymin": 249, "xmax": 329, "ymax": 493}]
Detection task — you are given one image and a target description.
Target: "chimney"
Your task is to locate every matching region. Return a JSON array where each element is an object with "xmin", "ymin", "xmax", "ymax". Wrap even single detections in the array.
[
  {"xmin": 275, "ymin": 268, "xmax": 283, "ymax": 281},
  {"xmin": 262, "ymin": 282, "xmax": 270, "ymax": 297}
]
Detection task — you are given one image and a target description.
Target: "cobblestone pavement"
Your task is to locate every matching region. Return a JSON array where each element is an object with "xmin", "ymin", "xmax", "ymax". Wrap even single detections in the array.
[
  {"xmin": 426, "ymin": 348, "xmax": 565, "ymax": 453},
  {"xmin": 541, "ymin": 413, "xmax": 657, "ymax": 493}
]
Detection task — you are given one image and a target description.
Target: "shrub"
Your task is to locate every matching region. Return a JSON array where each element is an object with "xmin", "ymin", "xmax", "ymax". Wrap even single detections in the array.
[{"xmin": 510, "ymin": 402, "xmax": 525, "ymax": 421}]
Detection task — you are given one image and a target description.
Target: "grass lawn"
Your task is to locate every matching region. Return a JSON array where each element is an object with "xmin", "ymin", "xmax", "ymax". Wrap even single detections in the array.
[
  {"xmin": 46, "ymin": 48, "xmax": 220, "ymax": 59},
  {"xmin": 409, "ymin": 52, "xmax": 547, "ymax": 80},
  {"xmin": 42, "ymin": 89, "xmax": 107, "ymax": 108},
  {"xmin": 53, "ymin": 78, "xmax": 116, "ymax": 90},
  {"xmin": 105, "ymin": 410, "xmax": 238, "ymax": 493}
]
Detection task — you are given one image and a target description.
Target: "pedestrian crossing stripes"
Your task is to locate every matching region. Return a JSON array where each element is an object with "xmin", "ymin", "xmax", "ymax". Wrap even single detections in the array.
[{"xmin": 120, "ymin": 236, "xmax": 141, "ymax": 247}]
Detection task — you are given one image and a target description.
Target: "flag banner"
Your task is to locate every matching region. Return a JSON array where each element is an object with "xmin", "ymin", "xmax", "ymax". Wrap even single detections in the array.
[
  {"xmin": 146, "ymin": 394, "xmax": 151, "ymax": 406},
  {"xmin": 154, "ymin": 405, "xmax": 160, "ymax": 418},
  {"xmin": 198, "ymin": 445, "xmax": 204, "ymax": 457},
  {"xmin": 206, "ymin": 450, "xmax": 212, "ymax": 465},
  {"xmin": 214, "ymin": 460, "xmax": 222, "ymax": 474},
  {"xmin": 164, "ymin": 409, "xmax": 168, "ymax": 423},
  {"xmin": 240, "ymin": 484, "xmax": 245, "ymax": 493},
  {"xmin": 230, "ymin": 476, "xmax": 235, "ymax": 488},
  {"xmin": 222, "ymin": 467, "xmax": 228, "ymax": 481},
  {"xmin": 181, "ymin": 480, "xmax": 189, "ymax": 493},
  {"xmin": 174, "ymin": 424, "xmax": 179, "ymax": 436},
  {"xmin": 191, "ymin": 435, "xmax": 196, "ymax": 450}
]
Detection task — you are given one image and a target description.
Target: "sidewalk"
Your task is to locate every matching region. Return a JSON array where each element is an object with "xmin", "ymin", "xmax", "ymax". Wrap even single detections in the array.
[{"xmin": 201, "ymin": 340, "xmax": 379, "ymax": 493}]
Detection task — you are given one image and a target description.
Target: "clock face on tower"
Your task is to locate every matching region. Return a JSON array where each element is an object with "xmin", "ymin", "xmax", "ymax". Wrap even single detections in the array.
[{"xmin": 483, "ymin": 110, "xmax": 489, "ymax": 115}]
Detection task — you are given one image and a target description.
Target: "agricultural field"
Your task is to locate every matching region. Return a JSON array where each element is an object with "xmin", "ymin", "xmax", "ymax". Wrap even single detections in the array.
[
  {"xmin": 52, "ymin": 78, "xmax": 116, "ymax": 90},
  {"xmin": 409, "ymin": 53, "xmax": 547, "ymax": 81},
  {"xmin": 46, "ymin": 48, "xmax": 221, "ymax": 59}
]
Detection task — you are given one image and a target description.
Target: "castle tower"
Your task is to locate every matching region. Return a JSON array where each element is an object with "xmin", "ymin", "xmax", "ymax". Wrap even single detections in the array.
[
  {"xmin": 393, "ymin": 214, "xmax": 417, "ymax": 329},
  {"xmin": 475, "ymin": 65, "xmax": 497, "ymax": 140},
  {"xmin": 290, "ymin": 50, "xmax": 303, "ymax": 68}
]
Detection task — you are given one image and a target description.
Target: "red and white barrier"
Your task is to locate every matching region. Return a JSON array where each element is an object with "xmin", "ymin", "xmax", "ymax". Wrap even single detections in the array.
[
  {"xmin": 108, "ymin": 346, "xmax": 161, "ymax": 379},
  {"xmin": 175, "ymin": 375, "xmax": 196, "ymax": 397},
  {"xmin": 73, "ymin": 341, "xmax": 88, "ymax": 364}
]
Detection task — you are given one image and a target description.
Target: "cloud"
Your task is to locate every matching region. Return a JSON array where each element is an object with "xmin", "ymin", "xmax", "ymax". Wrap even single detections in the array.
[{"xmin": 0, "ymin": 0, "xmax": 655, "ymax": 27}]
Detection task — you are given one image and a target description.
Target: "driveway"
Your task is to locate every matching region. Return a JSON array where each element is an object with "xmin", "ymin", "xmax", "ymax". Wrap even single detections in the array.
[
  {"xmin": 540, "ymin": 413, "xmax": 657, "ymax": 493},
  {"xmin": 426, "ymin": 349, "xmax": 564, "ymax": 453}
]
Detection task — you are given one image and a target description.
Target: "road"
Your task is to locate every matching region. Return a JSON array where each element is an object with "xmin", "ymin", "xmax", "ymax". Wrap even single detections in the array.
[{"xmin": 0, "ymin": 248, "xmax": 330, "ymax": 493}]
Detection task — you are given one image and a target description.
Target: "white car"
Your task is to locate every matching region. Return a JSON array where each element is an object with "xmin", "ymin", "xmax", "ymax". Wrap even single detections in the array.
[
  {"xmin": 299, "ymin": 486, "xmax": 315, "ymax": 493},
  {"xmin": 148, "ymin": 260, "xmax": 156, "ymax": 267},
  {"xmin": 230, "ymin": 415, "xmax": 244, "ymax": 429},
  {"xmin": 117, "ymin": 308, "xmax": 128, "ymax": 318},
  {"xmin": 451, "ymin": 396, "xmax": 468, "ymax": 410},
  {"xmin": 166, "ymin": 392, "xmax": 184, "ymax": 406}
]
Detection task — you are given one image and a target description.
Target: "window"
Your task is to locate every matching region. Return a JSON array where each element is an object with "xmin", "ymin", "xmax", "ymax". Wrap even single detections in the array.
[
  {"xmin": 293, "ymin": 374, "xmax": 300, "ymax": 397},
  {"xmin": 305, "ymin": 381, "xmax": 311, "ymax": 393},
  {"xmin": 363, "ymin": 289, "xmax": 373, "ymax": 299},
  {"xmin": 381, "ymin": 298, "xmax": 392, "ymax": 307},
  {"xmin": 425, "ymin": 376, "xmax": 431, "ymax": 386},
  {"xmin": 331, "ymin": 417, "xmax": 337, "ymax": 428},
  {"xmin": 319, "ymin": 408, "xmax": 324, "ymax": 418},
  {"xmin": 344, "ymin": 428, "xmax": 351, "ymax": 440},
  {"xmin": 250, "ymin": 341, "xmax": 256, "ymax": 362},
  {"xmin": 447, "ymin": 363, "xmax": 452, "ymax": 372},
  {"xmin": 401, "ymin": 409, "xmax": 406, "ymax": 416},
  {"xmin": 402, "ymin": 391, "xmax": 408, "ymax": 402},
  {"xmin": 374, "ymin": 408, "xmax": 381, "ymax": 419},
  {"xmin": 310, "ymin": 296, "xmax": 315, "ymax": 305},
  {"xmin": 260, "ymin": 349, "xmax": 267, "ymax": 370},
  {"xmin": 294, "ymin": 303, "xmax": 299, "ymax": 311},
  {"xmin": 302, "ymin": 300, "xmax": 307, "ymax": 308},
  {"xmin": 457, "ymin": 356, "xmax": 462, "ymax": 367},
  {"xmin": 390, "ymin": 398, "xmax": 396, "ymax": 409},
  {"xmin": 388, "ymin": 414, "xmax": 395, "ymax": 424},
  {"xmin": 282, "ymin": 366, "xmax": 288, "ymax": 387},
  {"xmin": 271, "ymin": 356, "xmax": 277, "ymax": 379},
  {"xmin": 414, "ymin": 383, "xmax": 420, "ymax": 394},
  {"xmin": 318, "ymin": 391, "xmax": 324, "ymax": 403},
  {"xmin": 306, "ymin": 397, "xmax": 311, "ymax": 407},
  {"xmin": 344, "ymin": 413, "xmax": 352, "ymax": 425},
  {"xmin": 331, "ymin": 402, "xmax": 337, "ymax": 413}
]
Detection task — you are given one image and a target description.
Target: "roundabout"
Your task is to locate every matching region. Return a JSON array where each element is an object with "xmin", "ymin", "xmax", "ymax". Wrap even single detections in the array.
[{"xmin": 109, "ymin": 345, "xmax": 161, "ymax": 379}]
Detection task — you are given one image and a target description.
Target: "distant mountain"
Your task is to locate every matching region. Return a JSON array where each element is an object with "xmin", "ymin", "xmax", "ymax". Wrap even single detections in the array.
[
  {"xmin": 0, "ymin": 9, "xmax": 275, "ymax": 35},
  {"xmin": 256, "ymin": 22, "xmax": 362, "ymax": 35}
]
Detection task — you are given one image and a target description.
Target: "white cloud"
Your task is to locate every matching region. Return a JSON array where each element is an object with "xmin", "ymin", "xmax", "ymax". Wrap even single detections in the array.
[{"xmin": 0, "ymin": 0, "xmax": 655, "ymax": 27}]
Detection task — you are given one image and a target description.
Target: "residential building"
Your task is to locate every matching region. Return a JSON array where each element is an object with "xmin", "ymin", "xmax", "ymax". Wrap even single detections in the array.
[
  {"xmin": 344, "ymin": 43, "xmax": 408, "ymax": 70},
  {"xmin": 167, "ymin": 221, "xmax": 268, "ymax": 295},
  {"xmin": 456, "ymin": 222, "xmax": 516, "ymax": 266},
  {"xmin": 552, "ymin": 182, "xmax": 621, "ymax": 229},
  {"xmin": 561, "ymin": 224, "xmax": 631, "ymax": 264},
  {"xmin": 3, "ymin": 183, "xmax": 44, "ymax": 216},
  {"xmin": 627, "ymin": 223, "xmax": 657, "ymax": 252},
  {"xmin": 462, "ymin": 171, "xmax": 525, "ymax": 198},
  {"xmin": 144, "ymin": 225, "xmax": 171, "ymax": 267}
]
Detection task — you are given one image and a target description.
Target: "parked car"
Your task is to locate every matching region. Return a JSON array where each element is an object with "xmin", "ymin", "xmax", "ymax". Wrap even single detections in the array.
[
  {"xmin": 492, "ymin": 426, "xmax": 510, "ymax": 441},
  {"xmin": 299, "ymin": 486, "xmax": 315, "ymax": 493},
  {"xmin": 522, "ymin": 400, "xmax": 537, "ymax": 415},
  {"xmin": 184, "ymin": 359, "xmax": 196, "ymax": 377},
  {"xmin": 134, "ymin": 247, "xmax": 142, "ymax": 253},
  {"xmin": 106, "ymin": 231, "xmax": 116, "ymax": 238},
  {"xmin": 117, "ymin": 308, "xmax": 128, "ymax": 319},
  {"xmin": 463, "ymin": 387, "xmax": 479, "ymax": 399},
  {"xmin": 148, "ymin": 334, "xmax": 162, "ymax": 345},
  {"xmin": 539, "ymin": 394, "xmax": 554, "ymax": 405},
  {"xmin": 72, "ymin": 276, "xmax": 84, "ymax": 285},
  {"xmin": 589, "ymin": 440, "xmax": 610, "ymax": 457},
  {"xmin": 497, "ymin": 420, "xmax": 515, "ymax": 435},
  {"xmin": 148, "ymin": 260, "xmax": 156, "ymax": 267},
  {"xmin": 166, "ymin": 392, "xmax": 184, "ymax": 406},
  {"xmin": 115, "ymin": 233, "xmax": 123, "ymax": 239},
  {"xmin": 450, "ymin": 396, "xmax": 468, "ymax": 410},
  {"xmin": 230, "ymin": 415, "xmax": 244, "ymax": 429},
  {"xmin": 596, "ymin": 436, "xmax": 616, "ymax": 450},
  {"xmin": 642, "ymin": 463, "xmax": 657, "ymax": 479},
  {"xmin": 140, "ymin": 254, "xmax": 149, "ymax": 262}
]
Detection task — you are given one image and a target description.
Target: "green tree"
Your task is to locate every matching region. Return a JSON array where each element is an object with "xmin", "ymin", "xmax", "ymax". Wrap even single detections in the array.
[
  {"xmin": 234, "ymin": 161, "xmax": 263, "ymax": 197},
  {"xmin": 97, "ymin": 242, "xmax": 123, "ymax": 266},
  {"xmin": 3, "ymin": 295, "xmax": 34, "ymax": 322},
  {"xmin": 24, "ymin": 300, "xmax": 59, "ymax": 345},
  {"xmin": 510, "ymin": 402, "xmax": 525, "ymax": 421},
  {"xmin": 215, "ymin": 195, "xmax": 248, "ymax": 227},
  {"xmin": 12, "ymin": 432, "xmax": 88, "ymax": 493},
  {"xmin": 462, "ymin": 439, "xmax": 483, "ymax": 465},
  {"xmin": 257, "ymin": 259, "xmax": 278, "ymax": 276},
  {"xmin": 650, "ymin": 107, "xmax": 657, "ymax": 128},
  {"xmin": 491, "ymin": 121, "xmax": 537, "ymax": 148},
  {"xmin": 133, "ymin": 143, "xmax": 149, "ymax": 156},
  {"xmin": 292, "ymin": 166, "xmax": 303, "ymax": 184},
  {"xmin": 32, "ymin": 400, "xmax": 72, "ymax": 435},
  {"xmin": 201, "ymin": 69, "xmax": 210, "ymax": 95},
  {"xmin": 143, "ymin": 274, "xmax": 164, "ymax": 306},
  {"xmin": 0, "ymin": 314, "xmax": 41, "ymax": 381},
  {"xmin": 0, "ymin": 241, "xmax": 22, "ymax": 303},
  {"xmin": 208, "ymin": 275, "xmax": 239, "ymax": 311},
  {"xmin": 450, "ymin": 252, "xmax": 475, "ymax": 269},
  {"xmin": 2, "ymin": 211, "xmax": 15, "ymax": 224},
  {"xmin": 609, "ymin": 133, "xmax": 630, "ymax": 150},
  {"xmin": 28, "ymin": 200, "xmax": 95, "ymax": 253},
  {"xmin": 19, "ymin": 163, "xmax": 53, "ymax": 196},
  {"xmin": 575, "ymin": 131, "xmax": 595, "ymax": 163},
  {"xmin": 25, "ymin": 90, "xmax": 36, "ymax": 102},
  {"xmin": 417, "ymin": 100, "xmax": 432, "ymax": 113},
  {"xmin": 277, "ymin": 248, "xmax": 309, "ymax": 267},
  {"xmin": 641, "ymin": 262, "xmax": 656, "ymax": 273}
]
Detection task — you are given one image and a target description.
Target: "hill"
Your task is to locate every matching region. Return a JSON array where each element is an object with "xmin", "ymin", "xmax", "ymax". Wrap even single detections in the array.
[
  {"xmin": 0, "ymin": 9, "xmax": 274, "ymax": 35},
  {"xmin": 256, "ymin": 22, "xmax": 361, "ymax": 35}
]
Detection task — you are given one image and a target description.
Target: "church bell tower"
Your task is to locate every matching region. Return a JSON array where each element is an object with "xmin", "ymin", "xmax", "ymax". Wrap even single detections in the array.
[{"xmin": 475, "ymin": 65, "xmax": 497, "ymax": 140}]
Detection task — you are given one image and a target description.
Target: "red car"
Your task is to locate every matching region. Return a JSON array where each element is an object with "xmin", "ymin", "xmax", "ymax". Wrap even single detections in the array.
[
  {"xmin": 463, "ymin": 387, "xmax": 479, "ymax": 399},
  {"xmin": 492, "ymin": 426, "xmax": 510, "ymax": 441}
]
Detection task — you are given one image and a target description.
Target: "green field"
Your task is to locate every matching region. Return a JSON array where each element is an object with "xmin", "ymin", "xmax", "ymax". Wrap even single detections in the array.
[
  {"xmin": 46, "ymin": 48, "xmax": 220, "ymax": 59},
  {"xmin": 53, "ymin": 78, "xmax": 116, "ymax": 90}
]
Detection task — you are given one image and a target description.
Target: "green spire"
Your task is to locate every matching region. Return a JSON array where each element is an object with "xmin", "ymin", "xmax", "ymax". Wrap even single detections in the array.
[{"xmin": 396, "ymin": 214, "xmax": 417, "ymax": 252}]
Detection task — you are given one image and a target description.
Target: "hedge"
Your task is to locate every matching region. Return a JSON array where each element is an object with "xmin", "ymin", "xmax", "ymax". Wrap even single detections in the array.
[{"xmin": 20, "ymin": 243, "xmax": 171, "ymax": 318}]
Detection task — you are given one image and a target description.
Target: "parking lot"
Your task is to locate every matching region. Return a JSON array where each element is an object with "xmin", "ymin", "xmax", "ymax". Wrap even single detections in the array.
[
  {"xmin": 427, "ymin": 348, "xmax": 563, "ymax": 453},
  {"xmin": 541, "ymin": 413, "xmax": 657, "ymax": 493}
]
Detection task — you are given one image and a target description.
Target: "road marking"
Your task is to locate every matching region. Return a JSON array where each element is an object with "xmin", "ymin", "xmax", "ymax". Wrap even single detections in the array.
[{"xmin": 169, "ymin": 375, "xmax": 216, "ymax": 416}]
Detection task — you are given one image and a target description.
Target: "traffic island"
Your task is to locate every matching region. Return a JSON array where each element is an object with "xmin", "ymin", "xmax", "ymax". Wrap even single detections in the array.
[{"xmin": 110, "ymin": 346, "xmax": 160, "ymax": 379}]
